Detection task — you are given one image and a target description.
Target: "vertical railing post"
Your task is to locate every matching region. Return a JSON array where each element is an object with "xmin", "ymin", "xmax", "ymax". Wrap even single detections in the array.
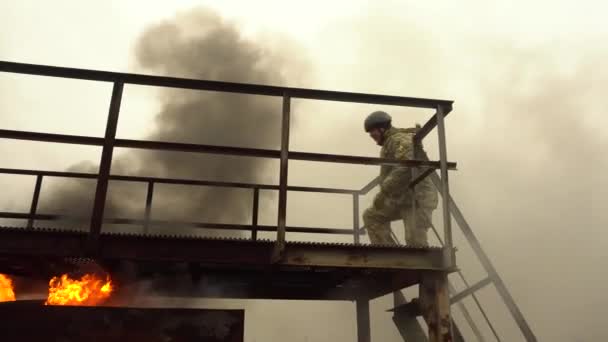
[
  {"xmin": 143, "ymin": 181, "xmax": 154, "ymax": 234},
  {"xmin": 273, "ymin": 92, "xmax": 291, "ymax": 262},
  {"xmin": 408, "ymin": 135, "xmax": 419, "ymax": 245},
  {"xmin": 436, "ymin": 104, "xmax": 453, "ymax": 268},
  {"xmin": 252, "ymin": 187, "xmax": 259, "ymax": 240},
  {"xmin": 89, "ymin": 81, "xmax": 123, "ymax": 251},
  {"xmin": 27, "ymin": 174, "xmax": 43, "ymax": 229},
  {"xmin": 353, "ymin": 194, "xmax": 360, "ymax": 244}
]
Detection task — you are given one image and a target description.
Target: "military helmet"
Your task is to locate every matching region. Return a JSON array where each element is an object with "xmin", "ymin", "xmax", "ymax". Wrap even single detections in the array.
[{"xmin": 364, "ymin": 111, "xmax": 392, "ymax": 132}]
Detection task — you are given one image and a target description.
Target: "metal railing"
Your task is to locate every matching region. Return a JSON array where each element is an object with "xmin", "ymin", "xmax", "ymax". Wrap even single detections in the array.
[{"xmin": 0, "ymin": 60, "xmax": 456, "ymax": 264}]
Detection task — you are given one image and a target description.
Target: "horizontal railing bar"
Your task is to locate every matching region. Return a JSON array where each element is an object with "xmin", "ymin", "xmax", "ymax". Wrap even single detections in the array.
[
  {"xmin": 0, "ymin": 129, "xmax": 457, "ymax": 169},
  {"xmin": 0, "ymin": 129, "xmax": 104, "ymax": 146},
  {"xmin": 0, "ymin": 61, "xmax": 453, "ymax": 108},
  {"xmin": 0, "ymin": 167, "xmax": 98, "ymax": 179},
  {"xmin": 289, "ymin": 151, "xmax": 457, "ymax": 169},
  {"xmin": 114, "ymin": 138, "xmax": 280, "ymax": 158},
  {"xmin": 0, "ymin": 212, "xmax": 362, "ymax": 236},
  {"xmin": 0, "ymin": 167, "xmax": 359, "ymax": 194}
]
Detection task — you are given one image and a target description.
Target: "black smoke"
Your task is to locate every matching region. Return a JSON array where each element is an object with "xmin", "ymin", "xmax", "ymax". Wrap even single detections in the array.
[{"xmin": 38, "ymin": 8, "xmax": 304, "ymax": 236}]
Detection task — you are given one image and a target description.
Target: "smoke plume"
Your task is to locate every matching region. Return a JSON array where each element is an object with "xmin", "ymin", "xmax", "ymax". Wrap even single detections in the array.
[{"xmin": 38, "ymin": 8, "xmax": 303, "ymax": 236}]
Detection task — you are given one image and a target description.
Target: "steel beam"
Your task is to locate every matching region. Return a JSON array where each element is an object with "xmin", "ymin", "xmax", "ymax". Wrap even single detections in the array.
[
  {"xmin": 436, "ymin": 104, "xmax": 454, "ymax": 268},
  {"xmin": 414, "ymin": 102, "xmax": 454, "ymax": 144},
  {"xmin": 251, "ymin": 188, "xmax": 259, "ymax": 240},
  {"xmin": 0, "ymin": 128, "xmax": 104, "ymax": 146},
  {"xmin": 89, "ymin": 82, "xmax": 123, "ymax": 250},
  {"xmin": 274, "ymin": 93, "xmax": 291, "ymax": 262},
  {"xmin": 0, "ymin": 166, "xmax": 360, "ymax": 195},
  {"xmin": 0, "ymin": 60, "xmax": 453, "ymax": 108},
  {"xmin": 0, "ymin": 130, "xmax": 456, "ymax": 169},
  {"xmin": 353, "ymin": 194, "xmax": 360, "ymax": 244},
  {"xmin": 0, "ymin": 227, "xmax": 448, "ymax": 270},
  {"xmin": 450, "ymin": 276, "xmax": 492, "ymax": 304},
  {"xmin": 26, "ymin": 175, "xmax": 43, "ymax": 229},
  {"xmin": 143, "ymin": 181, "xmax": 154, "ymax": 234},
  {"xmin": 0, "ymin": 212, "xmax": 361, "ymax": 235},
  {"xmin": 356, "ymin": 300, "xmax": 371, "ymax": 342},
  {"xmin": 281, "ymin": 243, "xmax": 447, "ymax": 270}
]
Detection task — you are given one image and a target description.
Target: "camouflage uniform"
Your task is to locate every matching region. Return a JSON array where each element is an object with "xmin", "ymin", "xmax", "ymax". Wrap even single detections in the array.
[{"xmin": 363, "ymin": 127, "xmax": 438, "ymax": 246}]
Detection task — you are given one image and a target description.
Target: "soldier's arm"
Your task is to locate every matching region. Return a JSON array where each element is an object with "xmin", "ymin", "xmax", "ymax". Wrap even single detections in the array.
[{"xmin": 380, "ymin": 136, "xmax": 413, "ymax": 195}]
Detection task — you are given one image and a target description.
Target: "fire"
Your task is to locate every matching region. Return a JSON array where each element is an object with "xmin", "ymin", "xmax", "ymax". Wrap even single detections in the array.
[
  {"xmin": 45, "ymin": 273, "xmax": 113, "ymax": 306},
  {"xmin": 0, "ymin": 274, "xmax": 16, "ymax": 302}
]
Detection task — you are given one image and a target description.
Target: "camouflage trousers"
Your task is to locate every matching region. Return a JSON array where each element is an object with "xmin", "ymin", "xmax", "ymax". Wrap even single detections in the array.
[{"xmin": 363, "ymin": 192, "xmax": 434, "ymax": 246}]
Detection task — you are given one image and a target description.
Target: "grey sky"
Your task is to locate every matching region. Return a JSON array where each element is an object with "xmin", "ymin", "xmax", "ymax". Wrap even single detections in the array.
[{"xmin": 1, "ymin": 1, "xmax": 607, "ymax": 341}]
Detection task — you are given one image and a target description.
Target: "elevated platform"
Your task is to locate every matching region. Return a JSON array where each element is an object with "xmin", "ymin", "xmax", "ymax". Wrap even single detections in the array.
[{"xmin": 0, "ymin": 226, "xmax": 453, "ymax": 301}]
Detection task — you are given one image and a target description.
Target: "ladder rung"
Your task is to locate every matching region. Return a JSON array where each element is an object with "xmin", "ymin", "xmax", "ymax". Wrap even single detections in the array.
[{"xmin": 450, "ymin": 276, "xmax": 493, "ymax": 304}]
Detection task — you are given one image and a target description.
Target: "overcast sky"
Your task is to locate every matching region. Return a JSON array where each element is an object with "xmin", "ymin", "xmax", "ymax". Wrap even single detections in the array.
[{"xmin": 1, "ymin": 1, "xmax": 607, "ymax": 341}]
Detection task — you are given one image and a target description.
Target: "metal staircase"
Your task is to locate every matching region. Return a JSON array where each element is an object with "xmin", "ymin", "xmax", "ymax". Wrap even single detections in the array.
[{"xmin": 388, "ymin": 172, "xmax": 537, "ymax": 341}]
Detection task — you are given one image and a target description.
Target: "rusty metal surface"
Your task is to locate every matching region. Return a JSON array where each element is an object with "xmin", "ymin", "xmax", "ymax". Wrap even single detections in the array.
[
  {"xmin": 0, "ymin": 226, "xmax": 447, "ymax": 269},
  {"xmin": 0, "ymin": 226, "xmax": 450, "ymax": 301},
  {"xmin": 0, "ymin": 300, "xmax": 244, "ymax": 342}
]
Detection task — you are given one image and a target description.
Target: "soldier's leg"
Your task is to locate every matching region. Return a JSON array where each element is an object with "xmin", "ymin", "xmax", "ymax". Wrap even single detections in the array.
[
  {"xmin": 401, "ymin": 205, "xmax": 433, "ymax": 247},
  {"xmin": 363, "ymin": 195, "xmax": 400, "ymax": 245}
]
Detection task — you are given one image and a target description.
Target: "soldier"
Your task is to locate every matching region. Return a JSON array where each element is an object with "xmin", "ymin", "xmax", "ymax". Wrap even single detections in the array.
[{"xmin": 362, "ymin": 111, "xmax": 438, "ymax": 246}]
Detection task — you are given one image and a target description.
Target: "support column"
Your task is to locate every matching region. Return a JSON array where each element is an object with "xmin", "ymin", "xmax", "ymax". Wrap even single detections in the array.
[
  {"xmin": 356, "ymin": 300, "xmax": 371, "ymax": 342},
  {"xmin": 420, "ymin": 272, "xmax": 453, "ymax": 342}
]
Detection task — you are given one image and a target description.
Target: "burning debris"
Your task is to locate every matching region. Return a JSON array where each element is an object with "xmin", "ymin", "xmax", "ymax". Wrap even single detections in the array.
[
  {"xmin": 0, "ymin": 274, "xmax": 15, "ymax": 302},
  {"xmin": 45, "ymin": 273, "xmax": 113, "ymax": 306}
]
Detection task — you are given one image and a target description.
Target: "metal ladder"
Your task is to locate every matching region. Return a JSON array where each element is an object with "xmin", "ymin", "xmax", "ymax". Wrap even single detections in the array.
[{"xmin": 391, "ymin": 172, "xmax": 537, "ymax": 342}]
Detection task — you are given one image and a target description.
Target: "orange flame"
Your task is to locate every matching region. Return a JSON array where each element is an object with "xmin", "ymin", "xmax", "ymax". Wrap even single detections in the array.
[
  {"xmin": 0, "ymin": 274, "xmax": 16, "ymax": 302},
  {"xmin": 45, "ymin": 273, "xmax": 113, "ymax": 306}
]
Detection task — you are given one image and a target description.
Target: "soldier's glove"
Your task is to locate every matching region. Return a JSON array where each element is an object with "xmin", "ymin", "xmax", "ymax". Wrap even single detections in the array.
[{"xmin": 373, "ymin": 192, "xmax": 385, "ymax": 209}]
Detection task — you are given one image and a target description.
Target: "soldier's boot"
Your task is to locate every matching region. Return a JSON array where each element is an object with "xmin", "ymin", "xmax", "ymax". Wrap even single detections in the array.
[
  {"xmin": 405, "ymin": 226, "xmax": 429, "ymax": 247},
  {"xmin": 367, "ymin": 222, "xmax": 397, "ymax": 245}
]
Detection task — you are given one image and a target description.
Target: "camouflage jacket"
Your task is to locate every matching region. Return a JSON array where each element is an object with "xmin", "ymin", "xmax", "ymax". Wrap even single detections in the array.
[{"xmin": 379, "ymin": 127, "xmax": 438, "ymax": 208}]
